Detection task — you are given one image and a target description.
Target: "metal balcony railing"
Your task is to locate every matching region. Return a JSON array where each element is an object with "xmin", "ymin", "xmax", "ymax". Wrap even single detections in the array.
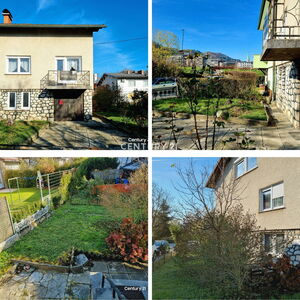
[
  {"xmin": 263, "ymin": 0, "xmax": 300, "ymax": 44},
  {"xmin": 41, "ymin": 70, "xmax": 90, "ymax": 89}
]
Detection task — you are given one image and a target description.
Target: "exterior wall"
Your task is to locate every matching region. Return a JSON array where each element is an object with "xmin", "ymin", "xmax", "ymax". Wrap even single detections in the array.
[
  {"xmin": 0, "ymin": 89, "xmax": 54, "ymax": 121},
  {"xmin": 0, "ymin": 32, "xmax": 94, "ymax": 89},
  {"xmin": 215, "ymin": 158, "xmax": 300, "ymax": 231},
  {"xmin": 275, "ymin": 60, "xmax": 300, "ymax": 127},
  {"xmin": 0, "ymin": 88, "xmax": 93, "ymax": 121}
]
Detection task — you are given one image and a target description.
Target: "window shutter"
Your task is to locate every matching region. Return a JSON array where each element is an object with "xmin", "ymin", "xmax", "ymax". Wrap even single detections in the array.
[{"xmin": 272, "ymin": 182, "xmax": 284, "ymax": 199}]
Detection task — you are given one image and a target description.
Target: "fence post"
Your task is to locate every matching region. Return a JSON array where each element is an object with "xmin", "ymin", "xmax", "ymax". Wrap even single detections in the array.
[
  {"xmin": 37, "ymin": 171, "xmax": 44, "ymax": 203},
  {"xmin": 16, "ymin": 177, "xmax": 21, "ymax": 205},
  {"xmin": 47, "ymin": 174, "xmax": 51, "ymax": 203},
  {"xmin": 4, "ymin": 196, "xmax": 15, "ymax": 234}
]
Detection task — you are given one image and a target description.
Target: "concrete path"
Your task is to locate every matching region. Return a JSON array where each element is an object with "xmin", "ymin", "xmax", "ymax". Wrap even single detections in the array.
[
  {"xmin": 153, "ymin": 105, "xmax": 300, "ymax": 150},
  {"xmin": 24, "ymin": 118, "xmax": 130, "ymax": 150},
  {"xmin": 0, "ymin": 261, "xmax": 148, "ymax": 300}
]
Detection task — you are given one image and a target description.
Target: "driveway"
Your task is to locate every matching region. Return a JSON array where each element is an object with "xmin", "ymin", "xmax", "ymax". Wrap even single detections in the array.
[
  {"xmin": 23, "ymin": 118, "xmax": 131, "ymax": 150},
  {"xmin": 153, "ymin": 104, "xmax": 300, "ymax": 150}
]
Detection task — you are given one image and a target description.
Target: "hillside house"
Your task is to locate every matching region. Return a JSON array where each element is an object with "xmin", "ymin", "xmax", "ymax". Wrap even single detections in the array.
[{"xmin": 0, "ymin": 9, "xmax": 105, "ymax": 121}]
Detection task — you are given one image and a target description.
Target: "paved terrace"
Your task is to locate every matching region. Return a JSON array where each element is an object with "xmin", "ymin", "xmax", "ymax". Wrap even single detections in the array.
[
  {"xmin": 0, "ymin": 261, "xmax": 148, "ymax": 299},
  {"xmin": 153, "ymin": 105, "xmax": 300, "ymax": 150}
]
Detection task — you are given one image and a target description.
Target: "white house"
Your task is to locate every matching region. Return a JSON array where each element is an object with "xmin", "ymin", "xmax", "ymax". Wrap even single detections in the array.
[{"xmin": 98, "ymin": 70, "xmax": 148, "ymax": 101}]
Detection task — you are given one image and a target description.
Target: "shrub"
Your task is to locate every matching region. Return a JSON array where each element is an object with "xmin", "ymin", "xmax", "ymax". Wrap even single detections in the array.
[
  {"xmin": 125, "ymin": 90, "xmax": 148, "ymax": 128},
  {"xmin": 0, "ymin": 252, "xmax": 12, "ymax": 277},
  {"xmin": 68, "ymin": 158, "xmax": 119, "ymax": 197},
  {"xmin": 93, "ymin": 85, "xmax": 125, "ymax": 112},
  {"xmin": 101, "ymin": 164, "xmax": 148, "ymax": 222},
  {"xmin": 59, "ymin": 172, "xmax": 73, "ymax": 204},
  {"xmin": 106, "ymin": 218, "xmax": 148, "ymax": 264},
  {"xmin": 4, "ymin": 168, "xmax": 37, "ymax": 188}
]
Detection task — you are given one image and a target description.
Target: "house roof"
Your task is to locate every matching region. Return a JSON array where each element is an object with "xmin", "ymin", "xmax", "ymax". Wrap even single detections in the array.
[
  {"xmin": 205, "ymin": 158, "xmax": 231, "ymax": 189},
  {"xmin": 0, "ymin": 24, "xmax": 106, "ymax": 31}
]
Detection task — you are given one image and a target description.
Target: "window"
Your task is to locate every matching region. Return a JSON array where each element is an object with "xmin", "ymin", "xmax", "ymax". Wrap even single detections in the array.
[
  {"xmin": 264, "ymin": 234, "xmax": 271, "ymax": 252},
  {"xmin": 260, "ymin": 182, "xmax": 284, "ymax": 212},
  {"xmin": 7, "ymin": 92, "xmax": 16, "ymax": 109},
  {"xmin": 235, "ymin": 157, "xmax": 257, "ymax": 178},
  {"xmin": 22, "ymin": 92, "xmax": 30, "ymax": 109},
  {"xmin": 55, "ymin": 57, "xmax": 82, "ymax": 71},
  {"xmin": 275, "ymin": 234, "xmax": 285, "ymax": 253},
  {"xmin": 7, "ymin": 57, "xmax": 30, "ymax": 74},
  {"xmin": 128, "ymin": 80, "xmax": 136, "ymax": 87}
]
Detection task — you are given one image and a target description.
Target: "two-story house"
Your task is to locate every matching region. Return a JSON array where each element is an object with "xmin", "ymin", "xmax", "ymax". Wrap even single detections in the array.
[
  {"xmin": 257, "ymin": 0, "xmax": 300, "ymax": 128},
  {"xmin": 206, "ymin": 157, "xmax": 300, "ymax": 254},
  {"xmin": 98, "ymin": 70, "xmax": 148, "ymax": 101},
  {"xmin": 0, "ymin": 9, "xmax": 105, "ymax": 121}
]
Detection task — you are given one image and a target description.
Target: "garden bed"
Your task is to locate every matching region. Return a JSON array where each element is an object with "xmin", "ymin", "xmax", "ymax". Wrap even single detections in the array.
[
  {"xmin": 153, "ymin": 97, "xmax": 267, "ymax": 121},
  {"xmin": 0, "ymin": 120, "xmax": 50, "ymax": 148}
]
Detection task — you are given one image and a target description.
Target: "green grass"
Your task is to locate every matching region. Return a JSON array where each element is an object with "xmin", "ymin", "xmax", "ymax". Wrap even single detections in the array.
[
  {"xmin": 0, "ymin": 120, "xmax": 49, "ymax": 146},
  {"xmin": 0, "ymin": 187, "xmax": 41, "ymax": 211},
  {"xmin": 95, "ymin": 111, "xmax": 148, "ymax": 138},
  {"xmin": 153, "ymin": 257, "xmax": 222, "ymax": 299},
  {"xmin": 153, "ymin": 257, "xmax": 300, "ymax": 300},
  {"xmin": 153, "ymin": 97, "xmax": 267, "ymax": 121},
  {"xmin": 4, "ymin": 204, "xmax": 113, "ymax": 263}
]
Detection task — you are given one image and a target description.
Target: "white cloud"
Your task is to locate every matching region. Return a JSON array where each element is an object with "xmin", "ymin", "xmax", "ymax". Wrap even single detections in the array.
[{"xmin": 37, "ymin": 0, "xmax": 56, "ymax": 12}]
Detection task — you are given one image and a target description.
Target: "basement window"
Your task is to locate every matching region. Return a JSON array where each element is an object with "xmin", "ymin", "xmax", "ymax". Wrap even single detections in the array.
[
  {"xmin": 7, "ymin": 56, "xmax": 31, "ymax": 74},
  {"xmin": 22, "ymin": 92, "xmax": 30, "ymax": 109},
  {"xmin": 260, "ymin": 182, "xmax": 284, "ymax": 212},
  {"xmin": 7, "ymin": 92, "xmax": 16, "ymax": 109}
]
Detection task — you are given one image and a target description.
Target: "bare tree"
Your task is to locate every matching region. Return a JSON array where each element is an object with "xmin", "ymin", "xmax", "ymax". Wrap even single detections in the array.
[{"xmin": 174, "ymin": 159, "xmax": 264, "ymax": 297}]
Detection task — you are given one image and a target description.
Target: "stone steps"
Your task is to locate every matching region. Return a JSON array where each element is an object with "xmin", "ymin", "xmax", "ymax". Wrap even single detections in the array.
[{"xmin": 90, "ymin": 271, "xmax": 114, "ymax": 300}]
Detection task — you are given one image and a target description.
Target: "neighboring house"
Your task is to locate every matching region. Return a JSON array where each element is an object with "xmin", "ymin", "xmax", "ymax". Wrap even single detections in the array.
[
  {"xmin": 258, "ymin": 0, "xmax": 300, "ymax": 128},
  {"xmin": 97, "ymin": 70, "xmax": 148, "ymax": 101},
  {"xmin": 169, "ymin": 50, "xmax": 207, "ymax": 69},
  {"xmin": 236, "ymin": 61, "xmax": 253, "ymax": 69},
  {"xmin": 206, "ymin": 157, "xmax": 300, "ymax": 255},
  {"xmin": 0, "ymin": 9, "xmax": 105, "ymax": 121},
  {"xmin": 0, "ymin": 158, "xmax": 21, "ymax": 189}
]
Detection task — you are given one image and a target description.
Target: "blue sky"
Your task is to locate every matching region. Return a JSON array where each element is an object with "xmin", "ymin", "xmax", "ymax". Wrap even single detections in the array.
[
  {"xmin": 153, "ymin": 157, "xmax": 219, "ymax": 211},
  {"xmin": 1, "ymin": 0, "xmax": 148, "ymax": 76},
  {"xmin": 153, "ymin": 0, "xmax": 263, "ymax": 61}
]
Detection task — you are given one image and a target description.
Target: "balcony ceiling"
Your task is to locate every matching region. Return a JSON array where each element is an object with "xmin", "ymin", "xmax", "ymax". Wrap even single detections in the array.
[{"xmin": 261, "ymin": 39, "xmax": 300, "ymax": 61}]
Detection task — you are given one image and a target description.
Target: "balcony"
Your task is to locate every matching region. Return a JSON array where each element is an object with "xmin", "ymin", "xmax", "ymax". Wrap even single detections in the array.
[
  {"xmin": 261, "ymin": 0, "xmax": 300, "ymax": 61},
  {"xmin": 41, "ymin": 70, "xmax": 90, "ymax": 90}
]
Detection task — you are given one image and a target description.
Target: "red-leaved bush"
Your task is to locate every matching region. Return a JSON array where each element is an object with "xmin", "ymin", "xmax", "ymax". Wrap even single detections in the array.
[{"xmin": 106, "ymin": 218, "xmax": 148, "ymax": 264}]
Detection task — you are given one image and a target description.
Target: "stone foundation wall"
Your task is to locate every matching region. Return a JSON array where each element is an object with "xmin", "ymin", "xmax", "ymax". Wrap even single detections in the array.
[
  {"xmin": 83, "ymin": 89, "xmax": 93, "ymax": 121},
  {"xmin": 0, "ymin": 89, "xmax": 54, "ymax": 121},
  {"xmin": 276, "ymin": 61, "xmax": 300, "ymax": 128},
  {"xmin": 0, "ymin": 89, "xmax": 94, "ymax": 122}
]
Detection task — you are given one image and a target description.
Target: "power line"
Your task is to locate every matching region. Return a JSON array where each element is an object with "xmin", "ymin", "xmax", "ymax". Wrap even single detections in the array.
[{"xmin": 94, "ymin": 37, "xmax": 147, "ymax": 45}]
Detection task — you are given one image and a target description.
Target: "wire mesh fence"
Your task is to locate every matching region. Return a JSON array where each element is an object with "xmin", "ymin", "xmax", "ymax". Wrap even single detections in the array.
[
  {"xmin": 0, "ymin": 196, "xmax": 14, "ymax": 243},
  {"xmin": 4, "ymin": 169, "xmax": 72, "ymax": 223}
]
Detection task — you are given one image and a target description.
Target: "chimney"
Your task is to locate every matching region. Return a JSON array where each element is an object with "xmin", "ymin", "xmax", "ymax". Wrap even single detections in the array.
[{"xmin": 2, "ymin": 9, "xmax": 13, "ymax": 24}]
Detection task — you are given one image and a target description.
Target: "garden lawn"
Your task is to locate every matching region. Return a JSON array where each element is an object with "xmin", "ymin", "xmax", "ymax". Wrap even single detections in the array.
[
  {"xmin": 153, "ymin": 97, "xmax": 267, "ymax": 121},
  {"xmin": 4, "ymin": 204, "xmax": 113, "ymax": 263},
  {"xmin": 0, "ymin": 120, "xmax": 49, "ymax": 147},
  {"xmin": 153, "ymin": 257, "xmax": 300, "ymax": 300},
  {"xmin": 153, "ymin": 257, "xmax": 222, "ymax": 299},
  {"xmin": 0, "ymin": 188, "xmax": 41, "ymax": 211},
  {"xmin": 95, "ymin": 111, "xmax": 148, "ymax": 137}
]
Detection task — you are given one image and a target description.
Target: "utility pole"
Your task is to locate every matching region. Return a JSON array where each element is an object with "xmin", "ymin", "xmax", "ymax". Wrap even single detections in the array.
[{"xmin": 181, "ymin": 29, "xmax": 185, "ymax": 50}]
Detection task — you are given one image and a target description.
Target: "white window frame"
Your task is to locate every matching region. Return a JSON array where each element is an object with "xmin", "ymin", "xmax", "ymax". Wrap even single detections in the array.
[
  {"xmin": 260, "ymin": 182, "xmax": 284, "ymax": 212},
  {"xmin": 234, "ymin": 157, "xmax": 257, "ymax": 178},
  {"xmin": 6, "ymin": 56, "xmax": 31, "ymax": 74},
  {"xmin": 21, "ymin": 92, "xmax": 30, "ymax": 110},
  {"xmin": 55, "ymin": 57, "xmax": 82, "ymax": 72},
  {"xmin": 7, "ymin": 92, "xmax": 17, "ymax": 110}
]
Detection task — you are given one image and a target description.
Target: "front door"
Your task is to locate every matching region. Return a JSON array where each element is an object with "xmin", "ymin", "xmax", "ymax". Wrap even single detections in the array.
[{"xmin": 54, "ymin": 93, "xmax": 84, "ymax": 121}]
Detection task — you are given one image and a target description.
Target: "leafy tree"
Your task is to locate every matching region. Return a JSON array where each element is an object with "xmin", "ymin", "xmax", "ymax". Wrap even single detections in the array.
[{"xmin": 153, "ymin": 184, "xmax": 173, "ymax": 240}]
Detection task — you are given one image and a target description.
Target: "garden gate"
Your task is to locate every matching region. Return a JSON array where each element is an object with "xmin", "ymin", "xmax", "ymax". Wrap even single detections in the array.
[
  {"xmin": 38, "ymin": 169, "xmax": 73, "ymax": 205},
  {"xmin": 0, "ymin": 197, "xmax": 14, "ymax": 243}
]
